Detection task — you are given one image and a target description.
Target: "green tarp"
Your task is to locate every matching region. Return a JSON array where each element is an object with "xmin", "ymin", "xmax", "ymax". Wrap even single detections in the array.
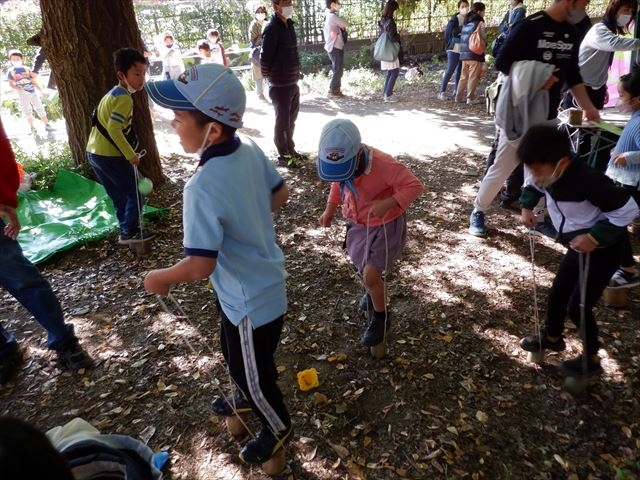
[{"xmin": 17, "ymin": 170, "xmax": 163, "ymax": 264}]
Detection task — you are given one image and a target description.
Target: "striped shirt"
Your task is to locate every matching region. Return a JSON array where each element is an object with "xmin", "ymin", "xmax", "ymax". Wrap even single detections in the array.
[
  {"xmin": 607, "ymin": 110, "xmax": 640, "ymax": 188},
  {"xmin": 86, "ymin": 85, "xmax": 136, "ymax": 159}
]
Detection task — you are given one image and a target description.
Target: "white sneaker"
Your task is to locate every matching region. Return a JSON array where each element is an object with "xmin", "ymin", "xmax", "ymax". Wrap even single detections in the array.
[
  {"xmin": 437, "ymin": 92, "xmax": 446, "ymax": 101},
  {"xmin": 384, "ymin": 95, "xmax": 397, "ymax": 103},
  {"xmin": 466, "ymin": 98, "xmax": 482, "ymax": 105}
]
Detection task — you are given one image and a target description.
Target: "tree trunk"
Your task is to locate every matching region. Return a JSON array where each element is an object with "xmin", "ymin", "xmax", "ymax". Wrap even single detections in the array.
[{"xmin": 38, "ymin": 0, "xmax": 164, "ymax": 185}]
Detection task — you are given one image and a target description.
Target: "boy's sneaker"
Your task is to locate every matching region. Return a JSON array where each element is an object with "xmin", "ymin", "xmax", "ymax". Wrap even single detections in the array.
[
  {"xmin": 533, "ymin": 220, "xmax": 557, "ymax": 239},
  {"xmin": 211, "ymin": 390, "xmax": 252, "ymax": 416},
  {"xmin": 469, "ymin": 210, "xmax": 487, "ymax": 236},
  {"xmin": 466, "ymin": 98, "xmax": 483, "ymax": 105},
  {"xmin": 0, "ymin": 349, "xmax": 22, "ymax": 385},
  {"xmin": 609, "ymin": 268, "xmax": 640, "ymax": 287},
  {"xmin": 519, "ymin": 330, "xmax": 566, "ymax": 352},
  {"xmin": 561, "ymin": 356, "xmax": 603, "ymax": 377},
  {"xmin": 361, "ymin": 311, "xmax": 391, "ymax": 347},
  {"xmin": 436, "ymin": 92, "xmax": 446, "ymax": 101},
  {"xmin": 56, "ymin": 339, "xmax": 93, "ymax": 371},
  {"xmin": 44, "ymin": 123, "xmax": 54, "ymax": 132},
  {"xmin": 358, "ymin": 293, "xmax": 373, "ymax": 312},
  {"xmin": 383, "ymin": 95, "xmax": 397, "ymax": 103},
  {"xmin": 239, "ymin": 425, "xmax": 292, "ymax": 464},
  {"xmin": 118, "ymin": 228, "xmax": 156, "ymax": 245},
  {"xmin": 328, "ymin": 90, "xmax": 345, "ymax": 98}
]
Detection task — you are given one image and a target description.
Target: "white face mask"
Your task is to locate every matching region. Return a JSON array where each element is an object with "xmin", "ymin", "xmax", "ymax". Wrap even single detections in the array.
[
  {"xmin": 197, "ymin": 123, "xmax": 214, "ymax": 156},
  {"xmin": 617, "ymin": 13, "xmax": 632, "ymax": 27},
  {"xmin": 535, "ymin": 162, "xmax": 564, "ymax": 189},
  {"xmin": 256, "ymin": 12, "xmax": 266, "ymax": 21},
  {"xmin": 460, "ymin": 7, "xmax": 469, "ymax": 15},
  {"xmin": 567, "ymin": 6, "xmax": 587, "ymax": 24},
  {"xmin": 11, "ymin": 60, "xmax": 22, "ymax": 67},
  {"xmin": 281, "ymin": 5, "xmax": 294, "ymax": 19},
  {"xmin": 617, "ymin": 97, "xmax": 634, "ymax": 113}
]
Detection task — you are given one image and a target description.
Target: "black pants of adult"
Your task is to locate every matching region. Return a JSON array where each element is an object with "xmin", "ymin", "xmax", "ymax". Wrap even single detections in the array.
[
  {"xmin": 219, "ymin": 306, "xmax": 290, "ymax": 434},
  {"xmin": 546, "ymin": 243, "xmax": 621, "ymax": 356},
  {"xmin": 269, "ymin": 83, "xmax": 300, "ymax": 157},
  {"xmin": 485, "ymin": 128, "xmax": 523, "ymax": 202},
  {"xmin": 619, "ymin": 185, "xmax": 640, "ymax": 268}
]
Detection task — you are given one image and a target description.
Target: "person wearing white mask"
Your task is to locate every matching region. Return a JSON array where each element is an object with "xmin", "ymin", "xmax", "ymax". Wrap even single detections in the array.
[
  {"xmin": 261, "ymin": 0, "xmax": 306, "ymax": 167},
  {"xmin": 323, "ymin": 0, "xmax": 349, "ymax": 97},
  {"xmin": 579, "ymin": 0, "xmax": 640, "ymax": 110},
  {"xmin": 469, "ymin": 0, "xmax": 601, "ymax": 236},
  {"xmin": 249, "ymin": 4, "xmax": 268, "ymax": 100}
]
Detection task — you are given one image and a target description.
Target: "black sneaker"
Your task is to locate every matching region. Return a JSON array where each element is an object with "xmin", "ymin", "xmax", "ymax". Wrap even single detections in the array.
[
  {"xmin": 0, "ymin": 349, "xmax": 22, "ymax": 385},
  {"xmin": 118, "ymin": 228, "xmax": 156, "ymax": 245},
  {"xmin": 499, "ymin": 199, "xmax": 520, "ymax": 211},
  {"xmin": 276, "ymin": 155, "xmax": 302, "ymax": 169},
  {"xmin": 519, "ymin": 330, "xmax": 566, "ymax": 352},
  {"xmin": 561, "ymin": 356, "xmax": 603, "ymax": 377},
  {"xmin": 533, "ymin": 220, "xmax": 557, "ymax": 239},
  {"xmin": 239, "ymin": 425, "xmax": 292, "ymax": 464},
  {"xmin": 56, "ymin": 340, "xmax": 93, "ymax": 371},
  {"xmin": 361, "ymin": 312, "xmax": 391, "ymax": 347},
  {"xmin": 211, "ymin": 390, "xmax": 252, "ymax": 416},
  {"xmin": 358, "ymin": 293, "xmax": 373, "ymax": 312}
]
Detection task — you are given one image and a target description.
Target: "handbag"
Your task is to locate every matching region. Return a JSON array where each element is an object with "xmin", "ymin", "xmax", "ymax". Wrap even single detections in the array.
[
  {"xmin": 373, "ymin": 31, "xmax": 399, "ymax": 62},
  {"xmin": 469, "ymin": 22, "xmax": 486, "ymax": 55}
]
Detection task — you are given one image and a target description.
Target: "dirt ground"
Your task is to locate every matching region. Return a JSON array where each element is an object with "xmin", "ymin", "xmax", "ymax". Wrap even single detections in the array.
[{"xmin": 1, "ymin": 74, "xmax": 639, "ymax": 480}]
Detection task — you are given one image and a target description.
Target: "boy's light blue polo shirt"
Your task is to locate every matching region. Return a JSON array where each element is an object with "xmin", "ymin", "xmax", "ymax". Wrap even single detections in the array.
[{"xmin": 183, "ymin": 135, "xmax": 287, "ymax": 328}]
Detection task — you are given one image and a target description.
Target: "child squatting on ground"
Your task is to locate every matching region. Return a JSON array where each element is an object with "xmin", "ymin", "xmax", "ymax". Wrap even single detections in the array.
[
  {"xmin": 6, "ymin": 49, "xmax": 52, "ymax": 134},
  {"xmin": 317, "ymin": 119, "xmax": 424, "ymax": 347},
  {"xmin": 517, "ymin": 125, "xmax": 639, "ymax": 377},
  {"xmin": 143, "ymin": 64, "xmax": 292, "ymax": 468},
  {"xmin": 86, "ymin": 48, "xmax": 155, "ymax": 245}
]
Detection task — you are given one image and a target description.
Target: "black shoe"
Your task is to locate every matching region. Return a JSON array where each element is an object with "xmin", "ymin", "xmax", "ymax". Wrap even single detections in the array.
[
  {"xmin": 239, "ymin": 425, "xmax": 292, "ymax": 464},
  {"xmin": 276, "ymin": 155, "xmax": 302, "ymax": 169},
  {"xmin": 561, "ymin": 356, "xmax": 603, "ymax": 377},
  {"xmin": 361, "ymin": 312, "xmax": 391, "ymax": 347},
  {"xmin": 211, "ymin": 390, "xmax": 252, "ymax": 416},
  {"xmin": 290, "ymin": 151, "xmax": 309, "ymax": 161},
  {"xmin": 519, "ymin": 330, "xmax": 566, "ymax": 352},
  {"xmin": 532, "ymin": 220, "xmax": 557, "ymax": 239},
  {"xmin": 499, "ymin": 199, "xmax": 520, "ymax": 211},
  {"xmin": 358, "ymin": 293, "xmax": 373, "ymax": 312},
  {"xmin": 56, "ymin": 340, "xmax": 93, "ymax": 371},
  {"xmin": 0, "ymin": 349, "xmax": 22, "ymax": 385},
  {"xmin": 118, "ymin": 228, "xmax": 156, "ymax": 245}
]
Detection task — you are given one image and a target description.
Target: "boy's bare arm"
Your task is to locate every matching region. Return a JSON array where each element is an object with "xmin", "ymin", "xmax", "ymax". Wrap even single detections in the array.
[
  {"xmin": 271, "ymin": 182, "xmax": 289, "ymax": 212},
  {"xmin": 30, "ymin": 73, "xmax": 43, "ymax": 92},
  {"xmin": 144, "ymin": 256, "xmax": 216, "ymax": 296},
  {"xmin": 8, "ymin": 80, "xmax": 20, "ymax": 91}
]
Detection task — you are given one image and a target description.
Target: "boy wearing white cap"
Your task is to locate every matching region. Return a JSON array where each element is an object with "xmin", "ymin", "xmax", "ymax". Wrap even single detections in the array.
[
  {"xmin": 143, "ymin": 64, "xmax": 291, "ymax": 469},
  {"xmin": 317, "ymin": 119, "xmax": 424, "ymax": 347}
]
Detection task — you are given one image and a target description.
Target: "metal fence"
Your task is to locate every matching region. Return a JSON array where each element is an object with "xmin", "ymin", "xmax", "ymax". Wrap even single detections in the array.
[{"xmin": 134, "ymin": 0, "xmax": 610, "ymax": 52}]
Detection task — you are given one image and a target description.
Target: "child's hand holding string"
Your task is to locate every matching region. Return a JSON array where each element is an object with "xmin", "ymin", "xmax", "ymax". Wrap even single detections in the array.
[{"xmin": 370, "ymin": 197, "xmax": 398, "ymax": 219}]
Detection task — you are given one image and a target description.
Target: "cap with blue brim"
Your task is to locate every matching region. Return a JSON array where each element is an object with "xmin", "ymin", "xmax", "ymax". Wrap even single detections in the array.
[
  {"xmin": 316, "ymin": 118, "xmax": 361, "ymax": 182},
  {"xmin": 144, "ymin": 63, "xmax": 245, "ymax": 128}
]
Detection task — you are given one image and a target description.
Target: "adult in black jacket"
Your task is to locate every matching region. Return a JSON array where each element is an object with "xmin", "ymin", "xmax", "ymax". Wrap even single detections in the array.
[
  {"xmin": 261, "ymin": 0, "xmax": 305, "ymax": 167},
  {"xmin": 438, "ymin": 0, "xmax": 469, "ymax": 100}
]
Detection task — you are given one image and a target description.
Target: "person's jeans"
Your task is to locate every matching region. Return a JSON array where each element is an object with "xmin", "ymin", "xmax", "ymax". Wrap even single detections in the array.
[
  {"xmin": 87, "ymin": 152, "xmax": 142, "ymax": 236},
  {"xmin": 328, "ymin": 48, "xmax": 345, "ymax": 93},
  {"xmin": 0, "ymin": 221, "xmax": 74, "ymax": 352},
  {"xmin": 269, "ymin": 84, "xmax": 300, "ymax": 157},
  {"xmin": 383, "ymin": 68, "xmax": 399, "ymax": 98},
  {"xmin": 439, "ymin": 50, "xmax": 461, "ymax": 94}
]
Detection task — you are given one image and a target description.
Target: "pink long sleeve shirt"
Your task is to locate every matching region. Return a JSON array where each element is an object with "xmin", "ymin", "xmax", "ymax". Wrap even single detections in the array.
[{"xmin": 327, "ymin": 146, "xmax": 424, "ymax": 226}]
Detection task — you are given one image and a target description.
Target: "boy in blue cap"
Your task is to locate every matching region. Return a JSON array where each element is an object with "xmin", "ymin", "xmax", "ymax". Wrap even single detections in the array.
[
  {"xmin": 143, "ymin": 64, "xmax": 291, "ymax": 470},
  {"xmin": 317, "ymin": 119, "xmax": 424, "ymax": 349}
]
